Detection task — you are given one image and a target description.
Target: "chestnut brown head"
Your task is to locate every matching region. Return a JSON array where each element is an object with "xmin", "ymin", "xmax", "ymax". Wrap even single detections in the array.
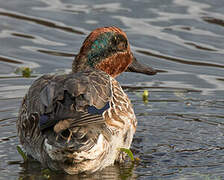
[{"xmin": 73, "ymin": 26, "xmax": 156, "ymax": 77}]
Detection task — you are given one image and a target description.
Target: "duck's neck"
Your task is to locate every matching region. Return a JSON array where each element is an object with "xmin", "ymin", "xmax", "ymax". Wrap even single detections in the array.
[
  {"xmin": 72, "ymin": 56, "xmax": 88, "ymax": 73},
  {"xmin": 72, "ymin": 52, "xmax": 132, "ymax": 78},
  {"xmin": 95, "ymin": 52, "xmax": 132, "ymax": 78}
]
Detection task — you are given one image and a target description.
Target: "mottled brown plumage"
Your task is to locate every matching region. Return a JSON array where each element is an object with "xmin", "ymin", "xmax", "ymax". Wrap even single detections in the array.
[{"xmin": 17, "ymin": 26, "xmax": 156, "ymax": 174}]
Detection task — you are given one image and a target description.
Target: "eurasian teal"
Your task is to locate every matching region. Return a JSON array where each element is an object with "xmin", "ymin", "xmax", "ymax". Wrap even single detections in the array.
[{"xmin": 17, "ymin": 26, "xmax": 156, "ymax": 174}]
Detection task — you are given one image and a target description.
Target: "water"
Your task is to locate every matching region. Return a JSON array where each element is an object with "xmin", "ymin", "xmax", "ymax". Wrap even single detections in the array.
[{"xmin": 0, "ymin": 0, "xmax": 224, "ymax": 179}]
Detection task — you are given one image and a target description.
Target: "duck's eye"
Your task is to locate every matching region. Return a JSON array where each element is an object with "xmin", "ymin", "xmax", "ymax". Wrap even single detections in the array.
[
  {"xmin": 111, "ymin": 37, "xmax": 118, "ymax": 46},
  {"xmin": 117, "ymin": 41, "xmax": 127, "ymax": 50},
  {"xmin": 112, "ymin": 34, "xmax": 128, "ymax": 51}
]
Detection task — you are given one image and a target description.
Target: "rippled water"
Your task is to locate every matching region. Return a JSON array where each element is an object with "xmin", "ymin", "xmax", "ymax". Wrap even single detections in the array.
[{"xmin": 1, "ymin": 0, "xmax": 224, "ymax": 179}]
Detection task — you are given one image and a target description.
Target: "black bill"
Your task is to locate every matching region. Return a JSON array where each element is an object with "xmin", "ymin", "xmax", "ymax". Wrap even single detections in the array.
[{"xmin": 126, "ymin": 57, "xmax": 157, "ymax": 75}]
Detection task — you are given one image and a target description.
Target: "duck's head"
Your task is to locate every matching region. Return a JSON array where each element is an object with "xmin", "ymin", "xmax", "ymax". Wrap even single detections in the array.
[{"xmin": 72, "ymin": 26, "xmax": 157, "ymax": 78}]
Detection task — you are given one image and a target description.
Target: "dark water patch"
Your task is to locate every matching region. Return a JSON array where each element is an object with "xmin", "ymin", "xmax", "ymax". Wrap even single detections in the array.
[
  {"xmin": 0, "ymin": 96, "xmax": 23, "ymax": 101},
  {"xmin": 217, "ymin": 78, "xmax": 224, "ymax": 81},
  {"xmin": 137, "ymin": 111, "xmax": 224, "ymax": 125},
  {"xmin": 0, "ymin": 10, "xmax": 85, "ymax": 35},
  {"xmin": 199, "ymin": 100, "xmax": 224, "ymax": 109},
  {"xmin": 0, "ymin": 108, "xmax": 17, "ymax": 113},
  {"xmin": 0, "ymin": 135, "xmax": 17, "ymax": 142},
  {"xmin": 175, "ymin": 146, "xmax": 224, "ymax": 153},
  {"xmin": 0, "ymin": 117, "xmax": 17, "ymax": 123},
  {"xmin": 136, "ymin": 49, "xmax": 224, "ymax": 69},
  {"xmin": 180, "ymin": 26, "xmax": 191, "ymax": 31},
  {"xmin": 184, "ymin": 42, "xmax": 217, "ymax": 51},
  {"xmin": 165, "ymin": 115, "xmax": 224, "ymax": 126},
  {"xmin": 11, "ymin": 33, "xmax": 34, "ymax": 39},
  {"xmin": 148, "ymin": 99, "xmax": 182, "ymax": 103},
  {"xmin": 0, "ymin": 56, "xmax": 23, "ymax": 64},
  {"xmin": 0, "ymin": 75, "xmax": 38, "ymax": 79},
  {"xmin": 0, "ymin": 87, "xmax": 29, "ymax": 93},
  {"xmin": 122, "ymin": 85, "xmax": 202, "ymax": 93},
  {"xmin": 7, "ymin": 160, "xmax": 22, "ymax": 165},
  {"xmin": 38, "ymin": 49, "xmax": 75, "ymax": 57},
  {"xmin": 0, "ymin": 0, "xmax": 224, "ymax": 179},
  {"xmin": 203, "ymin": 17, "xmax": 224, "ymax": 27}
]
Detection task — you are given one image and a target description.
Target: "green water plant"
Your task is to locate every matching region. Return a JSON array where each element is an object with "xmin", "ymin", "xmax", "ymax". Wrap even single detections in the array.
[
  {"xmin": 142, "ymin": 90, "xmax": 149, "ymax": 103},
  {"xmin": 15, "ymin": 67, "xmax": 32, "ymax": 78},
  {"xmin": 22, "ymin": 67, "xmax": 32, "ymax": 78},
  {"xmin": 16, "ymin": 145, "xmax": 27, "ymax": 161},
  {"xmin": 41, "ymin": 169, "xmax": 51, "ymax": 179},
  {"xmin": 119, "ymin": 148, "xmax": 140, "ymax": 163}
]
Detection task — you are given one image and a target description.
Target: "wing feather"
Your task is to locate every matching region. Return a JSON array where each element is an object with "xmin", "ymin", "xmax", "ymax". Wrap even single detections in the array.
[{"xmin": 25, "ymin": 69, "xmax": 112, "ymax": 132}]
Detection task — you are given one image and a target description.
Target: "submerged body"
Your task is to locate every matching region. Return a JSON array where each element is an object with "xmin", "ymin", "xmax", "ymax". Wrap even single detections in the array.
[{"xmin": 17, "ymin": 27, "xmax": 156, "ymax": 174}]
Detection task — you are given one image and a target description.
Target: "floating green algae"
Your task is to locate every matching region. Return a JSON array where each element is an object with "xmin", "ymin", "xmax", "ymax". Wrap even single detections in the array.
[
  {"xmin": 15, "ymin": 67, "xmax": 32, "ymax": 78},
  {"xmin": 16, "ymin": 145, "xmax": 27, "ymax": 161},
  {"xmin": 142, "ymin": 90, "xmax": 149, "ymax": 103}
]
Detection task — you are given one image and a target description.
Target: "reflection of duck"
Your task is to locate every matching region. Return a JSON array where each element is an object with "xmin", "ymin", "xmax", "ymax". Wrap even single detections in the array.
[
  {"xmin": 17, "ymin": 26, "xmax": 156, "ymax": 174},
  {"xmin": 19, "ymin": 159, "xmax": 137, "ymax": 180}
]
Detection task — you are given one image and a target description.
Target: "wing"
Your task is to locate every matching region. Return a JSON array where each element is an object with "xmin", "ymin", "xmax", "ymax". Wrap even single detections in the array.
[{"xmin": 25, "ymin": 69, "xmax": 112, "ymax": 133}]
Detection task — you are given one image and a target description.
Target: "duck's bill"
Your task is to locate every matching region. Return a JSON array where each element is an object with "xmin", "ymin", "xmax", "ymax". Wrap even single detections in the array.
[{"xmin": 126, "ymin": 57, "xmax": 157, "ymax": 75}]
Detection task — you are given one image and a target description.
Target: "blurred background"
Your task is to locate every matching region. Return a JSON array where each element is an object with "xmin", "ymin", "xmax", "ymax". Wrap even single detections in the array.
[{"xmin": 0, "ymin": 0, "xmax": 224, "ymax": 179}]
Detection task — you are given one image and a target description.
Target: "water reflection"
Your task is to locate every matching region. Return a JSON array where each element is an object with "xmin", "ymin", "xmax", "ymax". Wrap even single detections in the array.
[
  {"xmin": 203, "ymin": 17, "xmax": 224, "ymax": 27},
  {"xmin": 36, "ymin": 0, "xmax": 131, "ymax": 14},
  {"xmin": 136, "ymin": 49, "xmax": 224, "ymax": 68},
  {"xmin": 0, "ymin": 56, "xmax": 22, "ymax": 64},
  {"xmin": 0, "ymin": 0, "xmax": 224, "ymax": 179},
  {"xmin": 18, "ymin": 161, "xmax": 137, "ymax": 180},
  {"xmin": 0, "ymin": 10, "xmax": 85, "ymax": 35}
]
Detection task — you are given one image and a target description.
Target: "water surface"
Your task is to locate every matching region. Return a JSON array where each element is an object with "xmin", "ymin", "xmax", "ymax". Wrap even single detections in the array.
[{"xmin": 1, "ymin": 0, "xmax": 224, "ymax": 179}]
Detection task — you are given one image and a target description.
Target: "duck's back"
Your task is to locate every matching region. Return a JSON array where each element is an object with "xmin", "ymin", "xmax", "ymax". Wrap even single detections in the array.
[{"xmin": 17, "ymin": 69, "xmax": 136, "ymax": 174}]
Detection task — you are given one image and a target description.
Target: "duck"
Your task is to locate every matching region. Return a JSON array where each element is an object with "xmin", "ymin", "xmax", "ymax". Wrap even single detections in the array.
[{"xmin": 17, "ymin": 26, "xmax": 156, "ymax": 174}]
